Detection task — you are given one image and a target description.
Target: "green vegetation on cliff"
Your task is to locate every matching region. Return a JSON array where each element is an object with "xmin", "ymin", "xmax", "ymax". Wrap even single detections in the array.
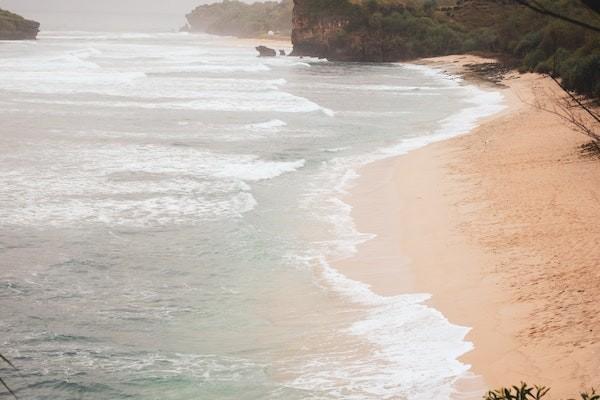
[
  {"xmin": 294, "ymin": 0, "xmax": 600, "ymax": 97},
  {"xmin": 0, "ymin": 8, "xmax": 40, "ymax": 40},
  {"xmin": 186, "ymin": 0, "xmax": 293, "ymax": 38}
]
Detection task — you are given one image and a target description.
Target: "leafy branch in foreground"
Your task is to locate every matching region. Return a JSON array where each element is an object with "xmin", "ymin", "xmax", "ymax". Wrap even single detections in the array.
[
  {"xmin": 511, "ymin": 0, "xmax": 600, "ymax": 32},
  {"xmin": 532, "ymin": 80, "xmax": 600, "ymax": 145},
  {"xmin": 0, "ymin": 353, "xmax": 18, "ymax": 399},
  {"xmin": 485, "ymin": 383, "xmax": 549, "ymax": 400},
  {"xmin": 484, "ymin": 382, "xmax": 599, "ymax": 400}
]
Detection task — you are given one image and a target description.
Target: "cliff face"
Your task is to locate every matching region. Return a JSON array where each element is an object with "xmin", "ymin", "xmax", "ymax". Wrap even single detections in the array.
[
  {"xmin": 290, "ymin": 0, "xmax": 411, "ymax": 61},
  {"xmin": 290, "ymin": 0, "xmax": 352, "ymax": 59},
  {"xmin": 0, "ymin": 9, "xmax": 40, "ymax": 40},
  {"xmin": 290, "ymin": 0, "xmax": 515, "ymax": 62}
]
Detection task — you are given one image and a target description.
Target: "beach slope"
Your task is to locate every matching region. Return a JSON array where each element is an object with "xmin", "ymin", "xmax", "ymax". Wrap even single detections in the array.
[{"xmin": 336, "ymin": 55, "xmax": 600, "ymax": 397}]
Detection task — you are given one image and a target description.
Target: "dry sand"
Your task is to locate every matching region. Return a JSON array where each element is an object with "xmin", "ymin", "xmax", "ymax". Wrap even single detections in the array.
[
  {"xmin": 234, "ymin": 37, "xmax": 292, "ymax": 51},
  {"xmin": 334, "ymin": 55, "xmax": 600, "ymax": 398}
]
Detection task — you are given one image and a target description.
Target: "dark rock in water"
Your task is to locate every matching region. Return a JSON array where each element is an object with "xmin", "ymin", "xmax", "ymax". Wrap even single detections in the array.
[
  {"xmin": 256, "ymin": 45, "xmax": 276, "ymax": 57},
  {"xmin": 0, "ymin": 8, "xmax": 40, "ymax": 40},
  {"xmin": 279, "ymin": 49, "xmax": 286, "ymax": 56}
]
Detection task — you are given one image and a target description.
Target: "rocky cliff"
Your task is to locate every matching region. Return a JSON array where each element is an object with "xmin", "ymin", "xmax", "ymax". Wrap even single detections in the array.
[
  {"xmin": 290, "ymin": 0, "xmax": 599, "ymax": 98},
  {"xmin": 290, "ymin": 0, "xmax": 515, "ymax": 61},
  {"xmin": 290, "ymin": 0, "xmax": 353, "ymax": 59},
  {"xmin": 290, "ymin": 0, "xmax": 417, "ymax": 61},
  {"xmin": 0, "ymin": 8, "xmax": 40, "ymax": 40}
]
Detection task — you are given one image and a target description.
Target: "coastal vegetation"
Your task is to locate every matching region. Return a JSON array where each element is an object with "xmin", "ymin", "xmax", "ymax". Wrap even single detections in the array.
[
  {"xmin": 183, "ymin": 0, "xmax": 598, "ymax": 97},
  {"xmin": 185, "ymin": 0, "xmax": 293, "ymax": 37},
  {"xmin": 0, "ymin": 8, "xmax": 40, "ymax": 40},
  {"xmin": 293, "ymin": 0, "xmax": 600, "ymax": 98},
  {"xmin": 484, "ymin": 383, "xmax": 598, "ymax": 400}
]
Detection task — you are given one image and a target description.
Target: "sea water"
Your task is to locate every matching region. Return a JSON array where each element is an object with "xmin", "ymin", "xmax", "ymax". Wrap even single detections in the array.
[{"xmin": 0, "ymin": 31, "xmax": 504, "ymax": 399}]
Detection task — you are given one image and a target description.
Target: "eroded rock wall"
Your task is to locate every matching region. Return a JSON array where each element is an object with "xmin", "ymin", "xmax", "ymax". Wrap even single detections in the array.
[{"xmin": 0, "ymin": 9, "xmax": 40, "ymax": 40}]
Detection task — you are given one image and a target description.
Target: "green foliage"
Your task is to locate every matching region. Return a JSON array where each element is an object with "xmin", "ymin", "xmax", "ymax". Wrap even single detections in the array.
[
  {"xmin": 0, "ymin": 8, "xmax": 26, "ymax": 22},
  {"xmin": 579, "ymin": 390, "xmax": 600, "ymax": 400},
  {"xmin": 303, "ymin": 0, "xmax": 360, "ymax": 16},
  {"xmin": 523, "ymin": 48, "xmax": 548, "ymax": 70},
  {"xmin": 484, "ymin": 383, "xmax": 550, "ymax": 400},
  {"xmin": 0, "ymin": 7, "xmax": 37, "ymax": 34},
  {"xmin": 187, "ymin": 0, "xmax": 599, "ymax": 97},
  {"xmin": 514, "ymin": 31, "xmax": 543, "ymax": 57},
  {"xmin": 459, "ymin": 1, "xmax": 599, "ymax": 97},
  {"xmin": 483, "ymin": 383, "xmax": 599, "ymax": 400},
  {"xmin": 186, "ymin": 0, "xmax": 293, "ymax": 38},
  {"xmin": 298, "ymin": 0, "xmax": 599, "ymax": 97},
  {"xmin": 558, "ymin": 50, "xmax": 600, "ymax": 98}
]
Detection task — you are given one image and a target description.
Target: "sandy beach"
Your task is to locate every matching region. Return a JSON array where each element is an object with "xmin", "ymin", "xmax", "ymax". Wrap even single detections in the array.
[
  {"xmin": 234, "ymin": 36, "xmax": 292, "ymax": 51},
  {"xmin": 334, "ymin": 55, "xmax": 600, "ymax": 397}
]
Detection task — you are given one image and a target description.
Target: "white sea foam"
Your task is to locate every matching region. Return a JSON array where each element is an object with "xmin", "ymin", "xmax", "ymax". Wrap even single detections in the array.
[
  {"xmin": 281, "ymin": 254, "xmax": 473, "ymax": 399},
  {"xmin": 314, "ymin": 257, "xmax": 471, "ymax": 399},
  {"xmin": 305, "ymin": 69, "xmax": 505, "ymax": 260},
  {"xmin": 321, "ymin": 107, "xmax": 336, "ymax": 117},
  {"xmin": 0, "ymin": 34, "xmax": 505, "ymax": 399},
  {"xmin": 10, "ymin": 341, "xmax": 265, "ymax": 383},
  {"xmin": 382, "ymin": 86, "xmax": 505, "ymax": 156},
  {"xmin": 245, "ymin": 119, "xmax": 288, "ymax": 131},
  {"xmin": 18, "ymin": 93, "xmax": 334, "ymax": 115},
  {"xmin": 0, "ymin": 144, "xmax": 303, "ymax": 226},
  {"xmin": 0, "ymin": 75, "xmax": 286, "ymax": 98},
  {"xmin": 151, "ymin": 63, "xmax": 271, "ymax": 73},
  {"xmin": 291, "ymin": 65, "xmax": 506, "ymax": 398},
  {"xmin": 324, "ymin": 147, "xmax": 349, "ymax": 153},
  {"xmin": 69, "ymin": 47, "xmax": 104, "ymax": 59},
  {"xmin": 0, "ymin": 53, "xmax": 101, "ymax": 72},
  {"xmin": 308, "ymin": 82, "xmax": 452, "ymax": 93},
  {"xmin": 215, "ymin": 119, "xmax": 290, "ymax": 142},
  {"xmin": 293, "ymin": 62, "xmax": 312, "ymax": 68},
  {"xmin": 214, "ymin": 158, "xmax": 305, "ymax": 181},
  {"xmin": 399, "ymin": 63, "xmax": 463, "ymax": 84}
]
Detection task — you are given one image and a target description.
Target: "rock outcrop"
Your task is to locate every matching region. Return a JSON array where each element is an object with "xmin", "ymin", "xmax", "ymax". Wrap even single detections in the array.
[
  {"xmin": 290, "ymin": 0, "xmax": 516, "ymax": 61},
  {"xmin": 256, "ymin": 45, "xmax": 277, "ymax": 57},
  {"xmin": 290, "ymin": 0, "xmax": 352, "ymax": 59},
  {"xmin": 0, "ymin": 8, "xmax": 40, "ymax": 40},
  {"xmin": 290, "ymin": 0, "xmax": 410, "ymax": 61}
]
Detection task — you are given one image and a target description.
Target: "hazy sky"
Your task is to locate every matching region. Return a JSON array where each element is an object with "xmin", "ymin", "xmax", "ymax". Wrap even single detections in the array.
[{"xmin": 0, "ymin": 0, "xmax": 221, "ymax": 31}]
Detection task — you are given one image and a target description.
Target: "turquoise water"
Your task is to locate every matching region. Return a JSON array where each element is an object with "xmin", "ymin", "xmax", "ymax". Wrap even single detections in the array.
[{"xmin": 0, "ymin": 32, "xmax": 503, "ymax": 399}]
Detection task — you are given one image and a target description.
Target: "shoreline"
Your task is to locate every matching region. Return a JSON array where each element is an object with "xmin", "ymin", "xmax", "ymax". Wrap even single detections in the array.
[
  {"xmin": 333, "ymin": 55, "xmax": 600, "ymax": 397},
  {"xmin": 217, "ymin": 34, "xmax": 292, "ymax": 49}
]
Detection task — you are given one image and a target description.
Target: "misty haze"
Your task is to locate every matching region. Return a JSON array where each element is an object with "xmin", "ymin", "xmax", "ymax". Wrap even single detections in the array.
[{"xmin": 0, "ymin": 0, "xmax": 209, "ymax": 31}]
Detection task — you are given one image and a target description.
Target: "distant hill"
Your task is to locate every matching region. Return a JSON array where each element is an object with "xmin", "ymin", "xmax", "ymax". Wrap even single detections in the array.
[
  {"xmin": 0, "ymin": 8, "xmax": 40, "ymax": 40},
  {"xmin": 185, "ymin": 0, "xmax": 293, "ymax": 38}
]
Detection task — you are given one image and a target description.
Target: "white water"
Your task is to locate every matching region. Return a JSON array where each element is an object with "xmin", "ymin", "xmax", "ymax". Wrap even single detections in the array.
[{"xmin": 0, "ymin": 31, "xmax": 504, "ymax": 400}]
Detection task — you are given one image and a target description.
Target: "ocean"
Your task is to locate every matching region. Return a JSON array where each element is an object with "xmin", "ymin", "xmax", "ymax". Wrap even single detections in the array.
[{"xmin": 0, "ymin": 31, "xmax": 504, "ymax": 399}]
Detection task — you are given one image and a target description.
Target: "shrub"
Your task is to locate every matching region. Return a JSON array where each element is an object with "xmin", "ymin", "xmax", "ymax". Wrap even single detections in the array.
[
  {"xmin": 522, "ymin": 49, "xmax": 549, "ymax": 71},
  {"xmin": 484, "ymin": 383, "xmax": 599, "ymax": 400},
  {"xmin": 303, "ymin": 0, "xmax": 599, "ymax": 97},
  {"xmin": 559, "ymin": 52, "xmax": 600, "ymax": 95},
  {"xmin": 514, "ymin": 31, "xmax": 544, "ymax": 57}
]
